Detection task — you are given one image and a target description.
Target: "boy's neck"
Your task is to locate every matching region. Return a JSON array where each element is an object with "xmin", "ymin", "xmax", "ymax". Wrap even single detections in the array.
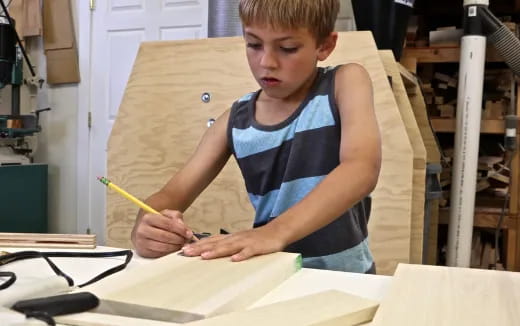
[
  {"xmin": 259, "ymin": 67, "xmax": 318, "ymax": 105},
  {"xmin": 255, "ymin": 67, "xmax": 319, "ymax": 125}
]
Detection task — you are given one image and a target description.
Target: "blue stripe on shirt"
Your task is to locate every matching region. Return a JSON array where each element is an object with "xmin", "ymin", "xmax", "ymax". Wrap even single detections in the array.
[
  {"xmin": 232, "ymin": 95, "xmax": 335, "ymax": 159},
  {"xmin": 250, "ymin": 176, "xmax": 326, "ymax": 225},
  {"xmin": 302, "ymin": 238, "xmax": 374, "ymax": 273}
]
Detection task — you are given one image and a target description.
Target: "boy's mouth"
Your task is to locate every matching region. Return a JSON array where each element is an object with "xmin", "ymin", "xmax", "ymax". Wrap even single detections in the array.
[{"xmin": 260, "ymin": 77, "xmax": 281, "ymax": 86}]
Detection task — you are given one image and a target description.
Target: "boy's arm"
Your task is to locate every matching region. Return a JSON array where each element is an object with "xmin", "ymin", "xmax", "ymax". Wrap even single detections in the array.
[
  {"xmin": 183, "ymin": 63, "xmax": 381, "ymax": 261},
  {"xmin": 131, "ymin": 109, "xmax": 232, "ymax": 258}
]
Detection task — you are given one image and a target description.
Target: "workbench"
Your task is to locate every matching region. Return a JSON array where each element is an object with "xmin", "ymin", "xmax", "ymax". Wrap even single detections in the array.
[{"xmin": 0, "ymin": 246, "xmax": 391, "ymax": 325}]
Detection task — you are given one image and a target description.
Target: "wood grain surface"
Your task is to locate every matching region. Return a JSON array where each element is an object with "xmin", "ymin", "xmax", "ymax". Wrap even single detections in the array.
[
  {"xmin": 371, "ymin": 264, "xmax": 520, "ymax": 325},
  {"xmin": 107, "ymin": 32, "xmax": 414, "ymax": 275},
  {"xmin": 83, "ymin": 251, "xmax": 300, "ymax": 323},
  {"xmin": 188, "ymin": 290, "xmax": 378, "ymax": 326}
]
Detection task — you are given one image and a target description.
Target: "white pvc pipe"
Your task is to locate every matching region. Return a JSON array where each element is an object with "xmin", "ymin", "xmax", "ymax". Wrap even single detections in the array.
[
  {"xmin": 463, "ymin": 0, "xmax": 488, "ymax": 6},
  {"xmin": 447, "ymin": 35, "xmax": 487, "ymax": 267}
]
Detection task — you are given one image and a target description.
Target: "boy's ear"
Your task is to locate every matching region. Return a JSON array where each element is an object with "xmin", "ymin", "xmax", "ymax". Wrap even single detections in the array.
[{"xmin": 317, "ymin": 32, "xmax": 338, "ymax": 61}]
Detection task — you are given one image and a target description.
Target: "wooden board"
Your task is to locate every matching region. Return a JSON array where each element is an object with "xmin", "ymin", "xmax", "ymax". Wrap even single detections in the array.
[
  {"xmin": 56, "ymin": 312, "xmax": 181, "ymax": 326},
  {"xmin": 187, "ymin": 290, "xmax": 378, "ymax": 326},
  {"xmin": 23, "ymin": 0, "xmax": 42, "ymax": 37},
  {"xmin": 397, "ymin": 64, "xmax": 441, "ymax": 164},
  {"xmin": 83, "ymin": 252, "xmax": 300, "ymax": 323},
  {"xmin": 380, "ymin": 50, "xmax": 427, "ymax": 264},
  {"xmin": 371, "ymin": 264, "xmax": 520, "ymax": 325},
  {"xmin": 0, "ymin": 233, "xmax": 96, "ymax": 249},
  {"xmin": 107, "ymin": 32, "xmax": 414, "ymax": 275},
  {"xmin": 398, "ymin": 63, "xmax": 442, "ymax": 265}
]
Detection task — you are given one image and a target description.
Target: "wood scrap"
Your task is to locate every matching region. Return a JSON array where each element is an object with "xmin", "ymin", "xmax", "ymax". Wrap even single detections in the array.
[
  {"xmin": 438, "ymin": 104, "xmax": 455, "ymax": 118},
  {"xmin": 0, "ymin": 233, "xmax": 96, "ymax": 249},
  {"xmin": 188, "ymin": 290, "xmax": 379, "ymax": 326}
]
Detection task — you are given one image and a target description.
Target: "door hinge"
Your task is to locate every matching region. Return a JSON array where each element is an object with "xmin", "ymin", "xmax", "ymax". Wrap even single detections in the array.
[
  {"xmin": 88, "ymin": 111, "xmax": 92, "ymax": 129},
  {"xmin": 90, "ymin": 0, "xmax": 96, "ymax": 10}
]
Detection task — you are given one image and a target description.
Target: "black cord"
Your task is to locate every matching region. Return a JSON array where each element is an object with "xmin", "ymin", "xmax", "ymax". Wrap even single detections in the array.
[
  {"xmin": 0, "ymin": 271, "xmax": 16, "ymax": 289},
  {"xmin": 0, "ymin": 250, "xmax": 133, "ymax": 290}
]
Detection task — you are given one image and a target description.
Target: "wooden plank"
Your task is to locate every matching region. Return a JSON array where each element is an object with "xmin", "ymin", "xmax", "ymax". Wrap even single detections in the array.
[
  {"xmin": 107, "ymin": 32, "xmax": 414, "ymax": 276},
  {"xmin": 0, "ymin": 233, "xmax": 96, "ymax": 248},
  {"xmin": 22, "ymin": 0, "xmax": 42, "ymax": 37},
  {"xmin": 401, "ymin": 46, "xmax": 504, "ymax": 64},
  {"xmin": 187, "ymin": 290, "xmax": 378, "ymax": 326},
  {"xmin": 83, "ymin": 252, "xmax": 300, "ymax": 323},
  {"xmin": 397, "ymin": 63, "xmax": 441, "ymax": 265},
  {"xmin": 430, "ymin": 118, "xmax": 516, "ymax": 134},
  {"xmin": 380, "ymin": 50, "xmax": 426, "ymax": 264},
  {"xmin": 56, "ymin": 312, "xmax": 181, "ymax": 326},
  {"xmin": 42, "ymin": 0, "xmax": 74, "ymax": 50},
  {"xmin": 8, "ymin": 0, "xmax": 24, "ymax": 37},
  {"xmin": 371, "ymin": 264, "xmax": 520, "ymax": 325},
  {"xmin": 438, "ymin": 207, "xmax": 516, "ymax": 229},
  {"xmin": 397, "ymin": 64, "xmax": 441, "ymax": 163}
]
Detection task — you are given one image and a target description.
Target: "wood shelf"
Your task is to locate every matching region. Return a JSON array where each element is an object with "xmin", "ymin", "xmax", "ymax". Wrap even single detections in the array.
[
  {"xmin": 439, "ymin": 207, "xmax": 517, "ymax": 229},
  {"xmin": 430, "ymin": 118, "xmax": 518, "ymax": 134},
  {"xmin": 402, "ymin": 46, "xmax": 504, "ymax": 64}
]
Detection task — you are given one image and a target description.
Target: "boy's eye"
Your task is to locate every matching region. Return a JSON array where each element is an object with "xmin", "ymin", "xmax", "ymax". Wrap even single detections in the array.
[
  {"xmin": 247, "ymin": 43, "xmax": 262, "ymax": 50},
  {"xmin": 280, "ymin": 47, "xmax": 298, "ymax": 54}
]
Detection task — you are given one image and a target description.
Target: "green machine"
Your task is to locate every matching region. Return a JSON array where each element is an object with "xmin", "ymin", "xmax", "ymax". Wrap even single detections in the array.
[{"xmin": 0, "ymin": 3, "xmax": 49, "ymax": 232}]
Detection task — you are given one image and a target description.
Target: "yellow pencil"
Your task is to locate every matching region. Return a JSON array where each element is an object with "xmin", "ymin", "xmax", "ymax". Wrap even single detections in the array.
[{"xmin": 97, "ymin": 176, "xmax": 198, "ymax": 241}]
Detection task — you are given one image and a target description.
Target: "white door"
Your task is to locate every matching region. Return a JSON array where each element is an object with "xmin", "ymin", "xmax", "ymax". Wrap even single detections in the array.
[{"xmin": 82, "ymin": 0, "xmax": 208, "ymax": 244}]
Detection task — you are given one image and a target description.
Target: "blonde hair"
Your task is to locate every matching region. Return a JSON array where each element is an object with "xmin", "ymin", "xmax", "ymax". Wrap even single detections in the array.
[{"xmin": 239, "ymin": 0, "xmax": 340, "ymax": 43}]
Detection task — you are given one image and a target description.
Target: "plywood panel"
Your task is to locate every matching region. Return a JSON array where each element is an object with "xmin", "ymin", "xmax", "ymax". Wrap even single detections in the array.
[
  {"xmin": 83, "ymin": 251, "xmax": 300, "ymax": 323},
  {"xmin": 107, "ymin": 32, "xmax": 414, "ymax": 275},
  {"xmin": 397, "ymin": 64, "xmax": 441, "ymax": 163},
  {"xmin": 380, "ymin": 50, "xmax": 426, "ymax": 264},
  {"xmin": 398, "ymin": 63, "xmax": 442, "ymax": 265},
  {"xmin": 371, "ymin": 264, "xmax": 520, "ymax": 325},
  {"xmin": 188, "ymin": 290, "xmax": 378, "ymax": 326}
]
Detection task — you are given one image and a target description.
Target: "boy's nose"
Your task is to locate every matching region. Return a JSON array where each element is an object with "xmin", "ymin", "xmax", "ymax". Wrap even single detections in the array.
[{"xmin": 260, "ymin": 51, "xmax": 278, "ymax": 69}]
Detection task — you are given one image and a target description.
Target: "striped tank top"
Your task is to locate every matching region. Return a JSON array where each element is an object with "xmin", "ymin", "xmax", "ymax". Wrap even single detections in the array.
[{"xmin": 227, "ymin": 66, "xmax": 374, "ymax": 273}]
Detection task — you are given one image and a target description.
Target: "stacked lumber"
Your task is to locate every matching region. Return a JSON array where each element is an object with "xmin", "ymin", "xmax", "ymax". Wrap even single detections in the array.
[
  {"xmin": 429, "ymin": 26, "xmax": 463, "ymax": 47},
  {"xmin": 439, "ymin": 154, "xmax": 510, "ymax": 208},
  {"xmin": 420, "ymin": 67, "xmax": 511, "ymax": 120},
  {"xmin": 470, "ymin": 229, "xmax": 505, "ymax": 270}
]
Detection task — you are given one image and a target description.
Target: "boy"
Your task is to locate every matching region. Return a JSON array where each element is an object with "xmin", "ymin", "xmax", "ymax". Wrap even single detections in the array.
[{"xmin": 131, "ymin": 0, "xmax": 381, "ymax": 273}]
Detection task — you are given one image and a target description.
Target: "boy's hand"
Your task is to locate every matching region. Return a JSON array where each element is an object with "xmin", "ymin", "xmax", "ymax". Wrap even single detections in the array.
[
  {"xmin": 181, "ymin": 226, "xmax": 287, "ymax": 261},
  {"xmin": 132, "ymin": 209, "xmax": 194, "ymax": 258}
]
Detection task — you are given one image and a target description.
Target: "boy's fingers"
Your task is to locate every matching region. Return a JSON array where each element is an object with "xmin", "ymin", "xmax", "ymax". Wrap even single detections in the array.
[
  {"xmin": 138, "ymin": 239, "xmax": 180, "ymax": 255},
  {"xmin": 231, "ymin": 247, "xmax": 254, "ymax": 262},
  {"xmin": 160, "ymin": 210, "xmax": 184, "ymax": 223},
  {"xmin": 143, "ymin": 225, "xmax": 186, "ymax": 245},
  {"xmin": 143, "ymin": 212, "xmax": 191, "ymax": 239}
]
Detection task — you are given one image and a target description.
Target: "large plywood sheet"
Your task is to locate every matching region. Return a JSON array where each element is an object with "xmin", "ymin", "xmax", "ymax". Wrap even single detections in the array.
[
  {"xmin": 379, "ymin": 50, "xmax": 427, "ymax": 264},
  {"xmin": 82, "ymin": 252, "xmax": 300, "ymax": 323},
  {"xmin": 107, "ymin": 32, "xmax": 414, "ymax": 275},
  {"xmin": 188, "ymin": 290, "xmax": 378, "ymax": 326},
  {"xmin": 371, "ymin": 264, "xmax": 520, "ymax": 325}
]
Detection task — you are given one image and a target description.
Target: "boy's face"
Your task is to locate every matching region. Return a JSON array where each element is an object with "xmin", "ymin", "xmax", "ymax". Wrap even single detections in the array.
[{"xmin": 243, "ymin": 24, "xmax": 336, "ymax": 100}]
